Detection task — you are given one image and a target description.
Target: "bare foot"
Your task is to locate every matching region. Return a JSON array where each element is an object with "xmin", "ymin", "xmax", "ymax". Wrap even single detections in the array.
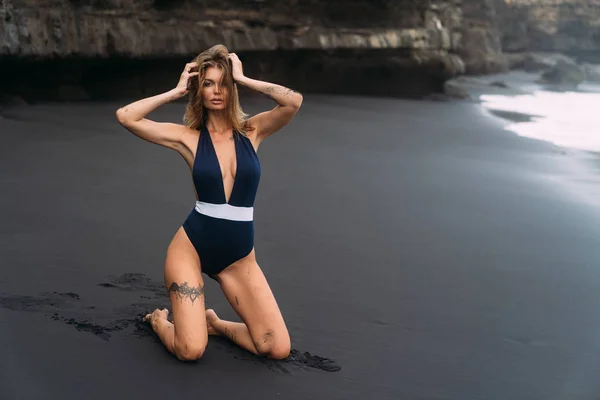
[
  {"xmin": 144, "ymin": 308, "xmax": 169, "ymax": 327},
  {"xmin": 205, "ymin": 309, "xmax": 221, "ymax": 336}
]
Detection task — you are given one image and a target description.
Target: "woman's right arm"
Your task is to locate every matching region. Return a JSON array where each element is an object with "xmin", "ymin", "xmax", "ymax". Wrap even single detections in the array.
[{"xmin": 115, "ymin": 62, "xmax": 199, "ymax": 150}]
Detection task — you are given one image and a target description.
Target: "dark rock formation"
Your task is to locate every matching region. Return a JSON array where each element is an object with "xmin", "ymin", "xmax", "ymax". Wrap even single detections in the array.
[
  {"xmin": 0, "ymin": 0, "xmax": 466, "ymax": 101},
  {"xmin": 455, "ymin": 0, "xmax": 600, "ymax": 89},
  {"xmin": 2, "ymin": 0, "xmax": 465, "ymax": 58},
  {"xmin": 537, "ymin": 58, "xmax": 585, "ymax": 87},
  {"xmin": 455, "ymin": 0, "xmax": 600, "ymax": 77},
  {"xmin": 4, "ymin": 0, "xmax": 597, "ymax": 101},
  {"xmin": 583, "ymin": 63, "xmax": 600, "ymax": 82},
  {"xmin": 521, "ymin": 52, "xmax": 577, "ymax": 72},
  {"xmin": 496, "ymin": 0, "xmax": 600, "ymax": 58},
  {"xmin": 458, "ymin": 0, "xmax": 508, "ymax": 74}
]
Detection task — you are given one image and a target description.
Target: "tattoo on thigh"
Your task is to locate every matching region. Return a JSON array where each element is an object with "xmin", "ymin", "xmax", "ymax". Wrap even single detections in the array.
[{"xmin": 167, "ymin": 281, "xmax": 204, "ymax": 304}]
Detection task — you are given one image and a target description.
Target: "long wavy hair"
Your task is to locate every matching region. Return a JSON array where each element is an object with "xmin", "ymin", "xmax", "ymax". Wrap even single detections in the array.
[{"xmin": 183, "ymin": 44, "xmax": 252, "ymax": 135}]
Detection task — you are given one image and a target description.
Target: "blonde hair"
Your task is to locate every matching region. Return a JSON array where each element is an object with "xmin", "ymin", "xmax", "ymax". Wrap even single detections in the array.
[{"xmin": 183, "ymin": 44, "xmax": 252, "ymax": 135}]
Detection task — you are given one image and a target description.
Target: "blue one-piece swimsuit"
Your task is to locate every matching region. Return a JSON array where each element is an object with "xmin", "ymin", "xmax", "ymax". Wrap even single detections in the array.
[{"xmin": 182, "ymin": 125, "xmax": 261, "ymax": 279}]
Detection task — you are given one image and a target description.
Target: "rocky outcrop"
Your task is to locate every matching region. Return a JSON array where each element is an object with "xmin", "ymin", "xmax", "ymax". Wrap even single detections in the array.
[
  {"xmin": 583, "ymin": 63, "xmax": 600, "ymax": 82},
  {"xmin": 454, "ymin": 0, "xmax": 600, "ymax": 77},
  {"xmin": 538, "ymin": 58, "xmax": 586, "ymax": 86},
  {"xmin": 3, "ymin": 0, "xmax": 600, "ymax": 102},
  {"xmin": 2, "ymin": 0, "xmax": 464, "ymax": 57},
  {"xmin": 458, "ymin": 0, "xmax": 508, "ymax": 74},
  {"xmin": 457, "ymin": 0, "xmax": 600, "ymax": 74},
  {"xmin": 0, "ymin": 0, "xmax": 466, "ymax": 100},
  {"xmin": 496, "ymin": 0, "xmax": 600, "ymax": 57}
]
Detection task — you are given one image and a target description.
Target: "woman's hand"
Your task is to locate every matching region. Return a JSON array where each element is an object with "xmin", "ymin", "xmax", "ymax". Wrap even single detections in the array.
[
  {"xmin": 228, "ymin": 53, "xmax": 245, "ymax": 82},
  {"xmin": 174, "ymin": 62, "xmax": 199, "ymax": 97}
]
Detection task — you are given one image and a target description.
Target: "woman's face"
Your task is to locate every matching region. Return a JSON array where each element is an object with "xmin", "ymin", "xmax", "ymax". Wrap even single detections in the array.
[{"xmin": 201, "ymin": 66, "xmax": 228, "ymax": 111}]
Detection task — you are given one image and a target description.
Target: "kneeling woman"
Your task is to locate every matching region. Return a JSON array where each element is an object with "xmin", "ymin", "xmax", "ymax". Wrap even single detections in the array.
[{"xmin": 116, "ymin": 44, "xmax": 303, "ymax": 361}]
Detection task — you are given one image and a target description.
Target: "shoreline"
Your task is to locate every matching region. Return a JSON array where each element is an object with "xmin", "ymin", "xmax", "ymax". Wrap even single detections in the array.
[{"xmin": 444, "ymin": 69, "xmax": 600, "ymax": 157}]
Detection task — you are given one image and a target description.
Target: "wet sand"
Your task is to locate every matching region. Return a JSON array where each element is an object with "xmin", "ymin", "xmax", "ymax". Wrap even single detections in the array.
[{"xmin": 2, "ymin": 93, "xmax": 600, "ymax": 399}]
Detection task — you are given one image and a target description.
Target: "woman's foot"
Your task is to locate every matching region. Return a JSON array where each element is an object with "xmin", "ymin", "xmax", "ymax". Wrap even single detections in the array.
[
  {"xmin": 206, "ymin": 309, "xmax": 222, "ymax": 336},
  {"xmin": 144, "ymin": 308, "xmax": 169, "ymax": 327}
]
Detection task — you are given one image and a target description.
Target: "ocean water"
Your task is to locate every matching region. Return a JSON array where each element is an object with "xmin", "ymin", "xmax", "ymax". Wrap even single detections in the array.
[{"xmin": 480, "ymin": 86, "xmax": 600, "ymax": 153}]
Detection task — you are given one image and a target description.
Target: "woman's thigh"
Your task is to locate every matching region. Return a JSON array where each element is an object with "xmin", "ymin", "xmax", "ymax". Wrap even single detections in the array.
[
  {"xmin": 215, "ymin": 251, "xmax": 289, "ymax": 350},
  {"xmin": 165, "ymin": 227, "xmax": 208, "ymax": 349}
]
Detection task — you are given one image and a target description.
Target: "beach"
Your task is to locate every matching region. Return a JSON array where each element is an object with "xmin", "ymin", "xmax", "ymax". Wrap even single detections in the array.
[{"xmin": 2, "ymin": 90, "xmax": 600, "ymax": 399}]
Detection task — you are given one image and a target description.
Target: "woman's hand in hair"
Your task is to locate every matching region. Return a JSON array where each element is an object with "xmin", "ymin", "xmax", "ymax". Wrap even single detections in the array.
[
  {"xmin": 175, "ymin": 62, "xmax": 200, "ymax": 97},
  {"xmin": 228, "ymin": 53, "xmax": 244, "ymax": 82}
]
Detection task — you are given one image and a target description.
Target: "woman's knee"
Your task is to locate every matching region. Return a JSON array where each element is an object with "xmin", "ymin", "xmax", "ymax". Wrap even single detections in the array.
[
  {"xmin": 253, "ymin": 329, "xmax": 291, "ymax": 360},
  {"xmin": 174, "ymin": 338, "xmax": 207, "ymax": 361},
  {"xmin": 269, "ymin": 341, "xmax": 291, "ymax": 360}
]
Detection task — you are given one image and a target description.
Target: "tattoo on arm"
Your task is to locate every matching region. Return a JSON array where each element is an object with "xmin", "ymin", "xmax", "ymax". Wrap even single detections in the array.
[
  {"xmin": 261, "ymin": 85, "xmax": 301, "ymax": 101},
  {"xmin": 167, "ymin": 281, "xmax": 204, "ymax": 304}
]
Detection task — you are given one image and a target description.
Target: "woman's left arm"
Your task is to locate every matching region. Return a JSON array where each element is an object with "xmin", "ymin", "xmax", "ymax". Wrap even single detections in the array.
[{"xmin": 229, "ymin": 53, "xmax": 303, "ymax": 142}]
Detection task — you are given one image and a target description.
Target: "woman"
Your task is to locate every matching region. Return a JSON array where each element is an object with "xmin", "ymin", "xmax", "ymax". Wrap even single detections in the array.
[{"xmin": 116, "ymin": 44, "xmax": 303, "ymax": 361}]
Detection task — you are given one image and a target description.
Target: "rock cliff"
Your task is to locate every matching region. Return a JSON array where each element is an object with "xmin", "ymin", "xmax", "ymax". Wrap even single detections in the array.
[
  {"xmin": 456, "ymin": 0, "xmax": 600, "ymax": 74},
  {"xmin": 0, "ymin": 0, "xmax": 465, "ymax": 100},
  {"xmin": 458, "ymin": 0, "xmax": 508, "ymax": 74},
  {"xmin": 4, "ymin": 0, "xmax": 597, "ymax": 101},
  {"xmin": 497, "ymin": 0, "xmax": 600, "ymax": 58}
]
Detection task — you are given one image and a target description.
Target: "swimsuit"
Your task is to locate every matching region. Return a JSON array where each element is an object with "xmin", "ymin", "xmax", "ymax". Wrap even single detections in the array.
[{"xmin": 182, "ymin": 125, "xmax": 261, "ymax": 278}]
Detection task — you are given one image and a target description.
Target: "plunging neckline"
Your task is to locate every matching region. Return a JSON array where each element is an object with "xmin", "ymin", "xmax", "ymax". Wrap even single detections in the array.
[{"xmin": 205, "ymin": 127, "xmax": 237, "ymax": 205}]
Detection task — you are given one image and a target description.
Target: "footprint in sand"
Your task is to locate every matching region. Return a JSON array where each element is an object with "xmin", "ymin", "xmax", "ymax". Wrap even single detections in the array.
[
  {"xmin": 0, "ymin": 288, "xmax": 160, "ymax": 342},
  {"xmin": 0, "ymin": 274, "xmax": 342, "ymax": 372},
  {"xmin": 98, "ymin": 272, "xmax": 166, "ymax": 298}
]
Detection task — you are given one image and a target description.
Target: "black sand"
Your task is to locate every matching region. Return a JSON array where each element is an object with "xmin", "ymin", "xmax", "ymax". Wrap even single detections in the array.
[{"xmin": 2, "ymin": 93, "xmax": 600, "ymax": 399}]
